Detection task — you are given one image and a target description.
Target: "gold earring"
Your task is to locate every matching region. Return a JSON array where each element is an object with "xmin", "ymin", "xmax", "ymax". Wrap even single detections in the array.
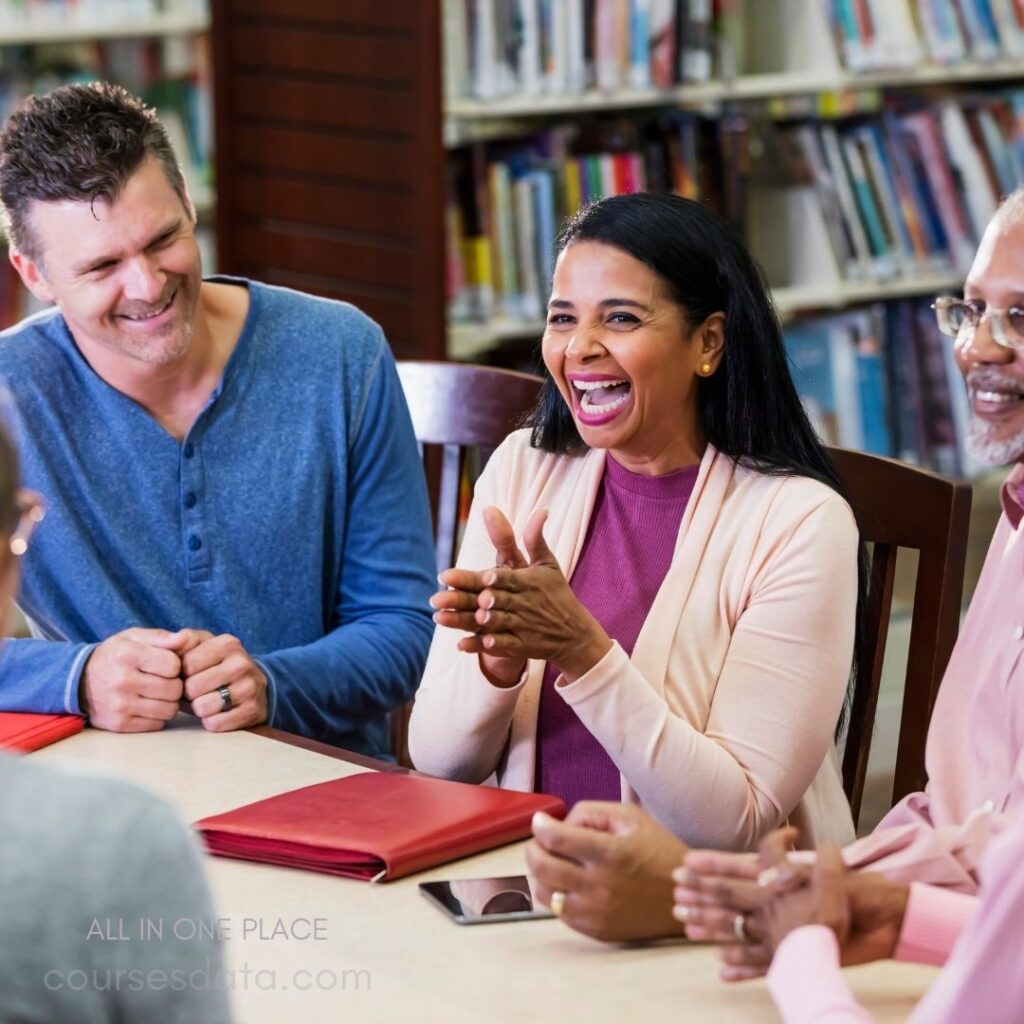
[{"xmin": 700, "ymin": 362, "xmax": 712, "ymax": 375}]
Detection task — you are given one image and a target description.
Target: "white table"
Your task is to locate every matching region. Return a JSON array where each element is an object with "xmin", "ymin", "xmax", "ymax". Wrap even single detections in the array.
[{"xmin": 33, "ymin": 719, "xmax": 938, "ymax": 1023}]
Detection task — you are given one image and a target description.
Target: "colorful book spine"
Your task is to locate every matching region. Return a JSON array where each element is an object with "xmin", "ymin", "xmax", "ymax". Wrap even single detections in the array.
[
  {"xmin": 647, "ymin": 0, "xmax": 676, "ymax": 88},
  {"xmin": 628, "ymin": 0, "xmax": 652, "ymax": 88}
]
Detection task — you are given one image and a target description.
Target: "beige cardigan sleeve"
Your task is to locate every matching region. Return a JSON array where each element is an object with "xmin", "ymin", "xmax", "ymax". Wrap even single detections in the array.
[
  {"xmin": 557, "ymin": 493, "xmax": 858, "ymax": 850},
  {"xmin": 408, "ymin": 444, "xmax": 529, "ymax": 783}
]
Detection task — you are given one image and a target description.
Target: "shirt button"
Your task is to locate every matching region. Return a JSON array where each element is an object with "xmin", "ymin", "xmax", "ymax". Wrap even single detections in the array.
[
  {"xmin": 188, "ymin": 535, "xmax": 202, "ymax": 551},
  {"xmin": 981, "ymin": 800, "xmax": 996, "ymax": 813},
  {"xmin": 184, "ymin": 443, "xmax": 195, "ymax": 459},
  {"xmin": 184, "ymin": 492, "xmax": 197, "ymax": 509},
  {"xmin": 1015, "ymin": 625, "xmax": 1024, "ymax": 641}
]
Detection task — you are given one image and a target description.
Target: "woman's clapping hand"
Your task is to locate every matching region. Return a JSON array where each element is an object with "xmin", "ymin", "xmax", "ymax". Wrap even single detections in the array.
[{"xmin": 430, "ymin": 506, "xmax": 611, "ymax": 684}]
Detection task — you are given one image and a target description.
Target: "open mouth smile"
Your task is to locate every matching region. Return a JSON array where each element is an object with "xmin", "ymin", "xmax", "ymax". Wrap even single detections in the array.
[
  {"xmin": 570, "ymin": 375, "xmax": 633, "ymax": 425},
  {"xmin": 970, "ymin": 384, "xmax": 1024, "ymax": 419}
]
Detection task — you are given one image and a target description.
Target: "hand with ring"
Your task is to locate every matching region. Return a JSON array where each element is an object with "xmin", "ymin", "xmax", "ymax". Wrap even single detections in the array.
[
  {"xmin": 180, "ymin": 631, "xmax": 269, "ymax": 732},
  {"xmin": 674, "ymin": 825, "xmax": 910, "ymax": 980},
  {"xmin": 549, "ymin": 890, "xmax": 567, "ymax": 918},
  {"xmin": 527, "ymin": 803, "xmax": 687, "ymax": 942},
  {"xmin": 733, "ymin": 913, "xmax": 752, "ymax": 942},
  {"xmin": 673, "ymin": 827, "xmax": 805, "ymax": 980}
]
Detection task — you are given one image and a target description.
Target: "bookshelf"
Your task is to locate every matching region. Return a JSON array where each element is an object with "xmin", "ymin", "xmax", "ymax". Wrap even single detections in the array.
[
  {"xmin": 450, "ymin": 271, "xmax": 968, "ymax": 362},
  {"xmin": 447, "ymin": 61, "xmax": 1024, "ymax": 139},
  {"xmin": 0, "ymin": 10, "xmax": 208, "ymax": 47},
  {"xmin": 440, "ymin": 0, "xmax": 1024, "ymax": 477},
  {"xmin": 201, "ymin": 0, "xmax": 1017, "ymax": 474},
  {"xmin": 446, "ymin": 3, "xmax": 1024, "ymax": 342}
]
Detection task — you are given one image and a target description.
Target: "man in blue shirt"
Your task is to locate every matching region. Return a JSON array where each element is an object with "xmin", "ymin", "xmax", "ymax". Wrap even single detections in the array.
[{"xmin": 0, "ymin": 83, "xmax": 436, "ymax": 757}]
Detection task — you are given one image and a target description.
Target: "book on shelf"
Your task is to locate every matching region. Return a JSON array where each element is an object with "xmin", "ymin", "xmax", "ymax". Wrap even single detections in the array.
[
  {"xmin": 773, "ymin": 88, "xmax": 1024, "ymax": 288},
  {"xmin": 446, "ymin": 0, "xmax": 1024, "ymax": 104},
  {"xmin": 447, "ymin": 112, "xmax": 739, "ymax": 327},
  {"xmin": 824, "ymin": 0, "xmax": 1024, "ymax": 71},
  {"xmin": 785, "ymin": 307, "xmax": 889, "ymax": 457},
  {"xmin": 446, "ymin": 0, "xmax": 742, "ymax": 101},
  {"xmin": 450, "ymin": 84, "xmax": 1024, "ymax": 339},
  {"xmin": 786, "ymin": 298, "xmax": 985, "ymax": 476}
]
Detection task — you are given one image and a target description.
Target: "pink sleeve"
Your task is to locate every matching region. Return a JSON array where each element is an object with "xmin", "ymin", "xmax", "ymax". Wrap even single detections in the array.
[
  {"xmin": 905, "ymin": 823, "xmax": 1024, "ymax": 1023},
  {"xmin": 894, "ymin": 884, "xmax": 978, "ymax": 966},
  {"xmin": 840, "ymin": 791, "xmax": 1010, "ymax": 893},
  {"xmin": 767, "ymin": 926, "xmax": 875, "ymax": 1023}
]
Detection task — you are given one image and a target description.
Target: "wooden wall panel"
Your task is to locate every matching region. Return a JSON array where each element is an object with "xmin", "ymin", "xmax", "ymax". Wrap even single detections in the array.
[
  {"xmin": 231, "ymin": 174, "xmax": 414, "ymax": 237},
  {"xmin": 230, "ymin": 77, "xmax": 411, "ymax": 133},
  {"xmin": 212, "ymin": 0, "xmax": 444, "ymax": 359},
  {"xmin": 231, "ymin": 26, "xmax": 418, "ymax": 80},
  {"xmin": 232, "ymin": 1, "xmax": 416, "ymax": 29},
  {"xmin": 228, "ymin": 124, "xmax": 414, "ymax": 183}
]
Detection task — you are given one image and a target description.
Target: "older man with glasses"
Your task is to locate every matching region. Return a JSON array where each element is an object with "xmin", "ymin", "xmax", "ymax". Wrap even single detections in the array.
[
  {"xmin": 526, "ymin": 190, "xmax": 1024, "ymax": 972},
  {"xmin": 666, "ymin": 186, "xmax": 1024, "ymax": 983}
]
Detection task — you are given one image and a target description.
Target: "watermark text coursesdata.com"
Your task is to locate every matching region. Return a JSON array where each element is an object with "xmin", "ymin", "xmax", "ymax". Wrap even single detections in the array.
[{"xmin": 43, "ymin": 916, "xmax": 371, "ymax": 994}]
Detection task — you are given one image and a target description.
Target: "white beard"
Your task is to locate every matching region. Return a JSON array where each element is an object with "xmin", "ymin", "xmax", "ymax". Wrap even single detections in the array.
[{"xmin": 965, "ymin": 416, "xmax": 1024, "ymax": 466}]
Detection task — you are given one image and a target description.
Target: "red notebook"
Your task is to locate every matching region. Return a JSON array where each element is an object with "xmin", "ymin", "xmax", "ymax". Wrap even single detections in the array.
[
  {"xmin": 0, "ymin": 711, "xmax": 85, "ymax": 752},
  {"xmin": 194, "ymin": 771, "xmax": 565, "ymax": 882}
]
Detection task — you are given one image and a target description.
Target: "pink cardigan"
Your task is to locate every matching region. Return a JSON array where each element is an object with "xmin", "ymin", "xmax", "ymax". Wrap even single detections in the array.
[{"xmin": 409, "ymin": 431, "xmax": 859, "ymax": 850}]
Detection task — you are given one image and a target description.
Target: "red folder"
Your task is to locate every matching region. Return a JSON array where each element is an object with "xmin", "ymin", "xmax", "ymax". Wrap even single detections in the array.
[
  {"xmin": 194, "ymin": 772, "xmax": 565, "ymax": 882},
  {"xmin": 0, "ymin": 711, "xmax": 85, "ymax": 752}
]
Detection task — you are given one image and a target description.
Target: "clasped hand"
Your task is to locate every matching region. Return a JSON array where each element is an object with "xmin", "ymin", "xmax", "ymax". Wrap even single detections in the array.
[
  {"xmin": 430, "ymin": 506, "xmax": 611, "ymax": 684},
  {"xmin": 672, "ymin": 826, "xmax": 909, "ymax": 982},
  {"xmin": 80, "ymin": 626, "xmax": 269, "ymax": 733}
]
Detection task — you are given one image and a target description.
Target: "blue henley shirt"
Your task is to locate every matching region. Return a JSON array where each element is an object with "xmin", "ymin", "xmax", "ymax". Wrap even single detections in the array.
[{"xmin": 0, "ymin": 277, "xmax": 436, "ymax": 757}]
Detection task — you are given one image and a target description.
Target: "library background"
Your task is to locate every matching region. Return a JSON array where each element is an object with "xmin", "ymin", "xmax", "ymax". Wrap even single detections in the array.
[{"xmin": 2, "ymin": 0, "xmax": 1019, "ymax": 822}]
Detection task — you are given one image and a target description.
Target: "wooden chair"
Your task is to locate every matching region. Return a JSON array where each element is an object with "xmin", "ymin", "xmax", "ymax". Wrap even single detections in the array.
[
  {"xmin": 828, "ymin": 447, "xmax": 972, "ymax": 827},
  {"xmin": 396, "ymin": 360, "xmax": 546, "ymax": 573},
  {"xmin": 392, "ymin": 361, "xmax": 545, "ymax": 763}
]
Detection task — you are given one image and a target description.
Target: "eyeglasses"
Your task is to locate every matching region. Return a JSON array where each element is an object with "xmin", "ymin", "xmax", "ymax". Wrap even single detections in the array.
[
  {"xmin": 10, "ymin": 490, "xmax": 44, "ymax": 557},
  {"xmin": 932, "ymin": 297, "xmax": 1024, "ymax": 351}
]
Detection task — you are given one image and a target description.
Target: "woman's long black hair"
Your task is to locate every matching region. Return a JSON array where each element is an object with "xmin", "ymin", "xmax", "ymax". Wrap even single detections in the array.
[{"xmin": 528, "ymin": 192, "xmax": 867, "ymax": 740}]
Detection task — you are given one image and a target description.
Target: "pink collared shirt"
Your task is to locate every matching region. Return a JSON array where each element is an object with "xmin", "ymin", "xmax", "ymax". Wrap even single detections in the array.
[
  {"xmin": 841, "ymin": 464, "xmax": 1024, "ymax": 892},
  {"xmin": 766, "ymin": 809, "xmax": 1024, "ymax": 1023}
]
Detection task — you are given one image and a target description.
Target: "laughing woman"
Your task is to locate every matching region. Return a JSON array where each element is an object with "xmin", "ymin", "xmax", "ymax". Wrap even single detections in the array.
[{"xmin": 409, "ymin": 193, "xmax": 860, "ymax": 851}]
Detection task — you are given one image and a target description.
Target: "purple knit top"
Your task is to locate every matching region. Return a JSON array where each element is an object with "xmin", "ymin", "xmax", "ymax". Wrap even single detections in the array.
[{"xmin": 534, "ymin": 454, "xmax": 700, "ymax": 808}]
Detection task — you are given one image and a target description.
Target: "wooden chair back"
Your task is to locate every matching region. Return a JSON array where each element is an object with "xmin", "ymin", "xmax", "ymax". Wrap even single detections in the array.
[
  {"xmin": 393, "ymin": 361, "xmax": 545, "ymax": 763},
  {"xmin": 828, "ymin": 447, "xmax": 972, "ymax": 826},
  {"xmin": 396, "ymin": 360, "xmax": 546, "ymax": 572}
]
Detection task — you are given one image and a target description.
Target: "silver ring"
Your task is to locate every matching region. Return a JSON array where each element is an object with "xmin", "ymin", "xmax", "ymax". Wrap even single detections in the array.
[
  {"xmin": 550, "ymin": 891, "xmax": 566, "ymax": 918},
  {"xmin": 733, "ymin": 913, "xmax": 749, "ymax": 942},
  {"xmin": 217, "ymin": 685, "xmax": 232, "ymax": 712}
]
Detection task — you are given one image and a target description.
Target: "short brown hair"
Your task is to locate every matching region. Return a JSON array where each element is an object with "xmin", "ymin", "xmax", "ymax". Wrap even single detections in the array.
[{"xmin": 0, "ymin": 82, "xmax": 189, "ymax": 263}]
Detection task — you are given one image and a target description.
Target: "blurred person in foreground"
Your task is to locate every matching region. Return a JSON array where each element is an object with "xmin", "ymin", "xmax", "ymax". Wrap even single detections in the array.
[{"xmin": 0, "ymin": 423, "xmax": 232, "ymax": 1023}]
